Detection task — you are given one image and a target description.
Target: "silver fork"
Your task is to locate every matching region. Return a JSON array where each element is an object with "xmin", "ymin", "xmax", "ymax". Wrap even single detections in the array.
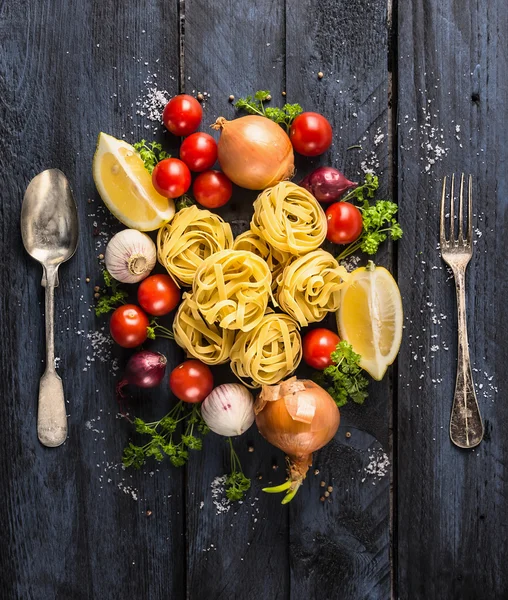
[{"xmin": 440, "ymin": 174, "xmax": 484, "ymax": 448}]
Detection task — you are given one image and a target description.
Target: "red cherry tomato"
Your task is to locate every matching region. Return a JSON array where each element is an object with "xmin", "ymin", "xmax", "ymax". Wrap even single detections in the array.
[
  {"xmin": 289, "ymin": 112, "xmax": 333, "ymax": 157},
  {"xmin": 169, "ymin": 360, "xmax": 214, "ymax": 403},
  {"xmin": 110, "ymin": 304, "xmax": 149, "ymax": 348},
  {"xmin": 302, "ymin": 328, "xmax": 341, "ymax": 370},
  {"xmin": 152, "ymin": 158, "xmax": 191, "ymax": 199},
  {"xmin": 325, "ymin": 202, "xmax": 363, "ymax": 244},
  {"xmin": 162, "ymin": 94, "xmax": 202, "ymax": 136},
  {"xmin": 180, "ymin": 132, "xmax": 218, "ymax": 172},
  {"xmin": 137, "ymin": 274, "xmax": 181, "ymax": 316},
  {"xmin": 192, "ymin": 170, "xmax": 233, "ymax": 208}
]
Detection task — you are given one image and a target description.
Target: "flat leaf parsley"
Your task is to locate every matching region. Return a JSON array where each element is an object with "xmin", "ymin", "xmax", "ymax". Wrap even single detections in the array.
[
  {"xmin": 94, "ymin": 270, "xmax": 128, "ymax": 316},
  {"xmin": 133, "ymin": 140, "xmax": 170, "ymax": 174},
  {"xmin": 225, "ymin": 437, "xmax": 251, "ymax": 501},
  {"xmin": 235, "ymin": 90, "xmax": 303, "ymax": 131}
]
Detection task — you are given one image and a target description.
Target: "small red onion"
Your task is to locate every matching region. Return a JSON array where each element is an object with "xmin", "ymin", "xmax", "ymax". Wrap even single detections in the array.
[
  {"xmin": 299, "ymin": 167, "xmax": 357, "ymax": 203},
  {"xmin": 117, "ymin": 350, "xmax": 167, "ymax": 397}
]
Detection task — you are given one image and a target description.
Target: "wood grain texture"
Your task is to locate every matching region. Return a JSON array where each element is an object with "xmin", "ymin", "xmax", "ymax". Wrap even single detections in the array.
[
  {"xmin": 285, "ymin": 1, "xmax": 392, "ymax": 598},
  {"xmin": 0, "ymin": 1, "xmax": 185, "ymax": 598},
  {"xmin": 182, "ymin": 1, "xmax": 290, "ymax": 598},
  {"xmin": 396, "ymin": 0, "xmax": 508, "ymax": 598}
]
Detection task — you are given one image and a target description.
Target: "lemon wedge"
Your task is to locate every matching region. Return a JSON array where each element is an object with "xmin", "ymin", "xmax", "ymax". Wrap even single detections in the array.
[
  {"xmin": 92, "ymin": 132, "xmax": 174, "ymax": 231},
  {"xmin": 336, "ymin": 263, "xmax": 403, "ymax": 380}
]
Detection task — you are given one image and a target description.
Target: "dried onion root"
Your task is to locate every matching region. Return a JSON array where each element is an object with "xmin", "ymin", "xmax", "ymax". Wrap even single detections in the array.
[
  {"xmin": 230, "ymin": 311, "xmax": 302, "ymax": 388},
  {"xmin": 157, "ymin": 205, "xmax": 233, "ymax": 286},
  {"xmin": 277, "ymin": 249, "xmax": 348, "ymax": 326},
  {"xmin": 251, "ymin": 181, "xmax": 327, "ymax": 255},
  {"xmin": 193, "ymin": 249, "xmax": 272, "ymax": 332},
  {"xmin": 173, "ymin": 293, "xmax": 235, "ymax": 365}
]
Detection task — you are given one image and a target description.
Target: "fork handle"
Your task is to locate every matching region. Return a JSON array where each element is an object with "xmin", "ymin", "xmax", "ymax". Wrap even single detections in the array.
[{"xmin": 449, "ymin": 268, "xmax": 484, "ymax": 448}]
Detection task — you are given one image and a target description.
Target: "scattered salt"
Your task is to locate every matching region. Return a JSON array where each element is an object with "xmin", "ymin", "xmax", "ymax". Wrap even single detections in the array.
[{"xmin": 211, "ymin": 475, "xmax": 231, "ymax": 515}]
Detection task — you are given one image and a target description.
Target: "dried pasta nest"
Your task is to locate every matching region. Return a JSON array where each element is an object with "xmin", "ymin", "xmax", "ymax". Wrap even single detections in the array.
[
  {"xmin": 173, "ymin": 293, "xmax": 235, "ymax": 365},
  {"xmin": 230, "ymin": 311, "xmax": 302, "ymax": 388},
  {"xmin": 277, "ymin": 249, "xmax": 348, "ymax": 326},
  {"xmin": 157, "ymin": 205, "xmax": 233, "ymax": 286},
  {"xmin": 233, "ymin": 230, "xmax": 291, "ymax": 291},
  {"xmin": 251, "ymin": 181, "xmax": 327, "ymax": 255},
  {"xmin": 193, "ymin": 249, "xmax": 272, "ymax": 332}
]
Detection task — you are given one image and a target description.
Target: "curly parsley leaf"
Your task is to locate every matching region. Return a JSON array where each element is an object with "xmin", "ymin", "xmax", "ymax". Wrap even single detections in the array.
[
  {"xmin": 335, "ymin": 174, "xmax": 403, "ymax": 262},
  {"xmin": 94, "ymin": 269, "xmax": 128, "ymax": 317},
  {"xmin": 235, "ymin": 90, "xmax": 303, "ymax": 131},
  {"xmin": 225, "ymin": 437, "xmax": 251, "ymax": 501},
  {"xmin": 133, "ymin": 139, "xmax": 170, "ymax": 174},
  {"xmin": 314, "ymin": 341, "xmax": 369, "ymax": 407},
  {"xmin": 122, "ymin": 403, "xmax": 208, "ymax": 469}
]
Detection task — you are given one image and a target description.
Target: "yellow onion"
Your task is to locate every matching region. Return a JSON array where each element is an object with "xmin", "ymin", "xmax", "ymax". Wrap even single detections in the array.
[
  {"xmin": 212, "ymin": 116, "xmax": 294, "ymax": 190},
  {"xmin": 255, "ymin": 378, "xmax": 340, "ymax": 503}
]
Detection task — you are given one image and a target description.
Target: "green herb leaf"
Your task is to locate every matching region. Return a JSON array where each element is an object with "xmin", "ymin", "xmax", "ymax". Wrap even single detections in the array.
[
  {"xmin": 335, "ymin": 174, "xmax": 403, "ymax": 262},
  {"xmin": 133, "ymin": 139, "xmax": 170, "ymax": 174},
  {"xmin": 226, "ymin": 471, "xmax": 251, "ymax": 502},
  {"xmin": 314, "ymin": 341, "xmax": 369, "ymax": 407},
  {"xmin": 94, "ymin": 269, "xmax": 128, "ymax": 316},
  {"xmin": 235, "ymin": 90, "xmax": 303, "ymax": 131},
  {"xmin": 175, "ymin": 195, "xmax": 195, "ymax": 212}
]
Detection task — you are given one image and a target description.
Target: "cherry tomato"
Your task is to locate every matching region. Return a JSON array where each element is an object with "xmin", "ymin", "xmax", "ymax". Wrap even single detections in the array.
[
  {"xmin": 325, "ymin": 202, "xmax": 363, "ymax": 245},
  {"xmin": 180, "ymin": 132, "xmax": 218, "ymax": 172},
  {"xmin": 289, "ymin": 112, "xmax": 333, "ymax": 157},
  {"xmin": 137, "ymin": 274, "xmax": 181, "ymax": 316},
  {"xmin": 303, "ymin": 328, "xmax": 341, "ymax": 370},
  {"xmin": 192, "ymin": 170, "xmax": 233, "ymax": 208},
  {"xmin": 152, "ymin": 158, "xmax": 191, "ymax": 199},
  {"xmin": 110, "ymin": 304, "xmax": 149, "ymax": 348},
  {"xmin": 169, "ymin": 360, "xmax": 214, "ymax": 403},
  {"xmin": 162, "ymin": 94, "xmax": 203, "ymax": 136}
]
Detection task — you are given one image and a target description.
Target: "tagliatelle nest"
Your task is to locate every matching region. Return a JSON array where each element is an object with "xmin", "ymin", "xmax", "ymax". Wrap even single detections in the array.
[
  {"xmin": 251, "ymin": 181, "xmax": 327, "ymax": 256},
  {"xmin": 173, "ymin": 293, "xmax": 235, "ymax": 365},
  {"xmin": 157, "ymin": 205, "xmax": 233, "ymax": 286},
  {"xmin": 192, "ymin": 249, "xmax": 272, "ymax": 332},
  {"xmin": 277, "ymin": 249, "xmax": 348, "ymax": 326},
  {"xmin": 230, "ymin": 311, "xmax": 302, "ymax": 388},
  {"xmin": 233, "ymin": 229, "xmax": 291, "ymax": 291}
]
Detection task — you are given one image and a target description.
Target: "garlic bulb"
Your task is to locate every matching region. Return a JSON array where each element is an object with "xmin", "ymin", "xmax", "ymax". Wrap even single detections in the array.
[
  {"xmin": 105, "ymin": 229, "xmax": 157, "ymax": 283},
  {"xmin": 201, "ymin": 384, "xmax": 255, "ymax": 437}
]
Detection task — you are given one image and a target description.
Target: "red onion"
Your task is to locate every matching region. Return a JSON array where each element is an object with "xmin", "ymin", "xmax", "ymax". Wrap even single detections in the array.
[
  {"xmin": 117, "ymin": 350, "xmax": 167, "ymax": 397},
  {"xmin": 299, "ymin": 167, "xmax": 357, "ymax": 203}
]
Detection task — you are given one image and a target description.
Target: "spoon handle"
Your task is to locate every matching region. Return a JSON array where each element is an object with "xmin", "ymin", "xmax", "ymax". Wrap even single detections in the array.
[{"xmin": 38, "ymin": 267, "xmax": 67, "ymax": 447}]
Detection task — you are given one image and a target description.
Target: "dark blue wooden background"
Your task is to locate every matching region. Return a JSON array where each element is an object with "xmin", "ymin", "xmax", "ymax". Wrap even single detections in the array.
[{"xmin": 0, "ymin": 0, "xmax": 506, "ymax": 598}]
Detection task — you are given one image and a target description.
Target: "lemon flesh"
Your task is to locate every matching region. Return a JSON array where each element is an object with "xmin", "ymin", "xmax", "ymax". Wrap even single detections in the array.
[
  {"xmin": 92, "ymin": 133, "xmax": 174, "ymax": 231},
  {"xmin": 337, "ymin": 265, "xmax": 403, "ymax": 380}
]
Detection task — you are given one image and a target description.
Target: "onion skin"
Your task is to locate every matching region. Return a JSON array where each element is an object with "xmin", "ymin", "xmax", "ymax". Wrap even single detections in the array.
[
  {"xmin": 255, "ymin": 379, "xmax": 340, "ymax": 502},
  {"xmin": 214, "ymin": 116, "xmax": 294, "ymax": 190},
  {"xmin": 117, "ymin": 350, "xmax": 167, "ymax": 397},
  {"xmin": 299, "ymin": 167, "xmax": 357, "ymax": 203}
]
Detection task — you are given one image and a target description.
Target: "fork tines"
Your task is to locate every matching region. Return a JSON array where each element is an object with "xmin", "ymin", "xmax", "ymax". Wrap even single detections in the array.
[{"xmin": 440, "ymin": 173, "xmax": 473, "ymax": 248}]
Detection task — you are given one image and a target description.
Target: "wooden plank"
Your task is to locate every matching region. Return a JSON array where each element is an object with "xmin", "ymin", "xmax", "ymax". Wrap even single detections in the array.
[
  {"xmin": 0, "ymin": 1, "xmax": 185, "ymax": 598},
  {"xmin": 396, "ymin": 0, "xmax": 508, "ymax": 597},
  {"xmin": 285, "ymin": 1, "xmax": 392, "ymax": 598},
  {"xmin": 182, "ymin": 1, "xmax": 291, "ymax": 598}
]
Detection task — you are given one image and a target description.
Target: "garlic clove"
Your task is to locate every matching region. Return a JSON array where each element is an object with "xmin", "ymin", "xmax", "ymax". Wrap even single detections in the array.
[
  {"xmin": 201, "ymin": 383, "xmax": 255, "ymax": 437},
  {"xmin": 105, "ymin": 229, "xmax": 157, "ymax": 284}
]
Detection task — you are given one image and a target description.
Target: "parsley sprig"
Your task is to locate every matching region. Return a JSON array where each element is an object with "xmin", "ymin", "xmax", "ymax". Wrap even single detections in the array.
[
  {"xmin": 146, "ymin": 320, "xmax": 174, "ymax": 341},
  {"xmin": 122, "ymin": 403, "xmax": 209, "ymax": 469},
  {"xmin": 235, "ymin": 90, "xmax": 303, "ymax": 131},
  {"xmin": 225, "ymin": 437, "xmax": 251, "ymax": 501},
  {"xmin": 94, "ymin": 270, "xmax": 128, "ymax": 316},
  {"xmin": 336, "ymin": 174, "xmax": 403, "ymax": 261},
  {"xmin": 315, "ymin": 341, "xmax": 369, "ymax": 407},
  {"xmin": 133, "ymin": 140, "xmax": 170, "ymax": 174}
]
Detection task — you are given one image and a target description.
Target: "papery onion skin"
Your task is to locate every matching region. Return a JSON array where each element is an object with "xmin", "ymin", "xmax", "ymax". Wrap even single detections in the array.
[
  {"xmin": 202, "ymin": 383, "xmax": 255, "ymax": 437},
  {"xmin": 214, "ymin": 116, "xmax": 294, "ymax": 190},
  {"xmin": 255, "ymin": 379, "xmax": 340, "ymax": 500}
]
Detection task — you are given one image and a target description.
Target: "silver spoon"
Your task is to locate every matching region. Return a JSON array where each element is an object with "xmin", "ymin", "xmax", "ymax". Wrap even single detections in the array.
[{"xmin": 21, "ymin": 169, "xmax": 79, "ymax": 447}]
